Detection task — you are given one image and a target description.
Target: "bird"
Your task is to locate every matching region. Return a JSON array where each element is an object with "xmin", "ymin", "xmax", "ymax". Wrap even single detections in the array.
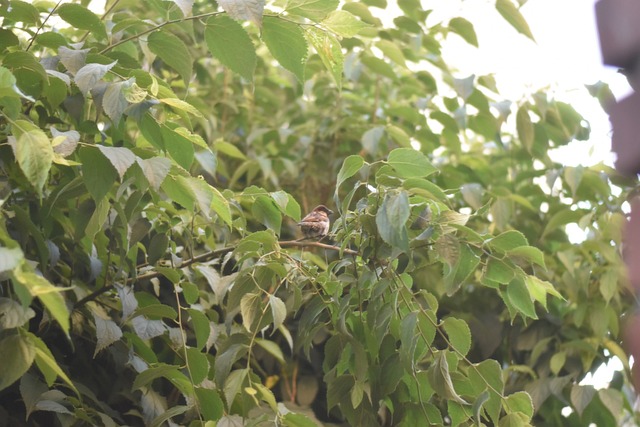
[{"xmin": 298, "ymin": 205, "xmax": 333, "ymax": 239}]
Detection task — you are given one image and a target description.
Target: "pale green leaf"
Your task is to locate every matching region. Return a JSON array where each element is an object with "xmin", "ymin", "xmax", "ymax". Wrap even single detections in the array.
[
  {"xmin": 322, "ymin": 10, "xmax": 369, "ymax": 37},
  {"xmin": 286, "ymin": 0, "xmax": 339, "ymax": 20},
  {"xmin": 262, "ymin": 17, "xmax": 308, "ymax": 82},
  {"xmin": 449, "ymin": 17, "xmax": 478, "ymax": 47},
  {"xmin": 205, "ymin": 15, "xmax": 257, "ymax": 80},
  {"xmin": 336, "ymin": 154, "xmax": 364, "ymax": 190},
  {"xmin": 495, "ymin": 0, "xmax": 535, "ymax": 41},
  {"xmin": 387, "ymin": 148, "xmax": 437, "ymax": 178},
  {"xmin": 14, "ymin": 129, "xmax": 53, "ymax": 196},
  {"xmin": 441, "ymin": 317, "xmax": 471, "ymax": 356}
]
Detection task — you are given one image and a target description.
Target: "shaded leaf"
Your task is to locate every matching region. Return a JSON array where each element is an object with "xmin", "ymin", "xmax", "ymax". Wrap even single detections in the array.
[
  {"xmin": 75, "ymin": 62, "xmax": 116, "ymax": 96},
  {"xmin": 0, "ymin": 334, "xmax": 35, "ymax": 391},
  {"xmin": 93, "ymin": 314, "xmax": 123, "ymax": 356},
  {"xmin": 148, "ymin": 31, "xmax": 193, "ymax": 84},
  {"xmin": 57, "ymin": 3, "xmax": 107, "ymax": 40}
]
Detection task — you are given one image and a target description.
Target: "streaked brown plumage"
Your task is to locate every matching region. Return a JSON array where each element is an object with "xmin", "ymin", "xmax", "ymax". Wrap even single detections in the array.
[{"xmin": 298, "ymin": 205, "xmax": 333, "ymax": 238}]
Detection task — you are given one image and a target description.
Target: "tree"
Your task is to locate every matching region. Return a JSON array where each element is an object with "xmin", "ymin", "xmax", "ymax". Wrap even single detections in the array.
[{"xmin": 0, "ymin": 0, "xmax": 635, "ymax": 425}]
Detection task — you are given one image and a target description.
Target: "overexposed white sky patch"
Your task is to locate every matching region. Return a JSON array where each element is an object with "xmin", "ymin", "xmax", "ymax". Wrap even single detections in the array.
[{"xmin": 431, "ymin": 0, "xmax": 631, "ymax": 167}]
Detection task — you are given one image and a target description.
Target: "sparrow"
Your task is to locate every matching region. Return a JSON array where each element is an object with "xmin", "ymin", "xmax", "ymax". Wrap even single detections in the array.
[{"xmin": 298, "ymin": 205, "xmax": 333, "ymax": 239}]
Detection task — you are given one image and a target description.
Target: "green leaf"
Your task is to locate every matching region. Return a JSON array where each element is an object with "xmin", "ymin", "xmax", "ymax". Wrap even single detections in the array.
[
  {"xmin": 542, "ymin": 207, "xmax": 584, "ymax": 238},
  {"xmin": 159, "ymin": 98, "xmax": 203, "ymax": 118},
  {"xmin": 495, "ymin": 0, "xmax": 535, "ymax": 41},
  {"xmin": 255, "ymin": 338, "xmax": 285, "ymax": 364},
  {"xmin": 282, "ymin": 412, "xmax": 318, "ymax": 427},
  {"xmin": 211, "ymin": 187, "xmax": 233, "ymax": 226},
  {"xmin": 321, "ymin": 10, "xmax": 369, "ymax": 37},
  {"xmin": 0, "ymin": 66, "xmax": 19, "ymax": 99},
  {"xmin": 5, "ymin": 1, "xmax": 41, "ymax": 25},
  {"xmin": 162, "ymin": 174, "xmax": 196, "ymax": 211},
  {"xmin": 79, "ymin": 147, "xmax": 118, "ymax": 201},
  {"xmin": 262, "ymin": 17, "xmax": 308, "ymax": 82},
  {"xmin": 336, "ymin": 155, "xmax": 364, "ymax": 191},
  {"xmin": 29, "ymin": 333, "xmax": 79, "ymax": 395},
  {"xmin": 484, "ymin": 258, "xmax": 515, "ymax": 284},
  {"xmin": 75, "ymin": 61, "xmax": 117, "ymax": 96},
  {"xmin": 564, "ymin": 166, "xmax": 584, "ymax": 198},
  {"xmin": 427, "ymin": 351, "xmax": 468, "ymax": 405},
  {"xmin": 188, "ymin": 308, "xmax": 211, "ymax": 351},
  {"xmin": 504, "ymin": 391, "xmax": 533, "ymax": 418},
  {"xmin": 376, "ymin": 191, "xmax": 410, "ymax": 251},
  {"xmin": 488, "ymin": 230, "xmax": 528, "ymax": 252},
  {"xmin": 185, "ymin": 347, "xmax": 210, "ymax": 384},
  {"xmin": 516, "ymin": 106, "xmax": 534, "ymax": 153},
  {"xmin": 133, "ymin": 364, "xmax": 194, "ymax": 396},
  {"xmin": 252, "ymin": 196, "xmax": 282, "ymax": 234},
  {"xmin": 13, "ymin": 268, "xmax": 70, "ymax": 333},
  {"xmin": 441, "ymin": 317, "xmax": 471, "ymax": 356},
  {"xmin": 134, "ymin": 304, "xmax": 178, "ymax": 320},
  {"xmin": 0, "ymin": 297, "xmax": 33, "ymax": 329},
  {"xmin": 387, "ymin": 148, "xmax": 437, "ymax": 178},
  {"xmin": 0, "ymin": 334, "xmax": 35, "ymax": 391},
  {"xmin": 57, "ymin": 3, "xmax": 107, "ymax": 40},
  {"xmin": 161, "ymin": 125, "xmax": 195, "ymax": 169},
  {"xmin": 13, "ymin": 127, "xmax": 53, "ymax": 196},
  {"xmin": 240, "ymin": 292, "xmax": 262, "ymax": 332},
  {"xmin": 214, "ymin": 139, "xmax": 247, "ymax": 159},
  {"xmin": 286, "ymin": 0, "xmax": 339, "ymax": 20},
  {"xmin": 506, "ymin": 278, "xmax": 537, "ymax": 319},
  {"xmin": 217, "ymin": 0, "xmax": 265, "ymax": 26},
  {"xmin": 361, "ymin": 56, "xmax": 396, "ymax": 79},
  {"xmin": 93, "ymin": 314, "xmax": 123, "ymax": 356},
  {"xmin": 386, "ymin": 124, "xmax": 411, "ymax": 147},
  {"xmin": 376, "ymin": 39, "xmax": 406, "ymax": 67},
  {"xmin": 136, "ymin": 157, "xmax": 172, "ymax": 191},
  {"xmin": 148, "ymin": 31, "xmax": 193, "ymax": 84},
  {"xmin": 508, "ymin": 246, "xmax": 546, "ymax": 269},
  {"xmin": 2, "ymin": 51, "xmax": 48, "ymax": 83},
  {"xmin": 444, "ymin": 243, "xmax": 480, "ymax": 295},
  {"xmin": 571, "ymin": 385, "xmax": 596, "ymax": 417},
  {"xmin": 449, "ymin": 17, "xmax": 478, "ymax": 47},
  {"xmin": 97, "ymin": 146, "xmax": 136, "ymax": 180},
  {"xmin": 306, "ymin": 27, "xmax": 344, "ymax": 88},
  {"xmin": 194, "ymin": 387, "xmax": 224, "ymax": 421},
  {"xmin": 269, "ymin": 295, "xmax": 287, "ymax": 330},
  {"xmin": 102, "ymin": 79, "xmax": 131, "ymax": 124},
  {"xmin": 205, "ymin": 16, "xmax": 256, "ymax": 81}
]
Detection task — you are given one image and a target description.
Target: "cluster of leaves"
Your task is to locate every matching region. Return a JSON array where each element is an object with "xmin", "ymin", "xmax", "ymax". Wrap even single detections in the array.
[{"xmin": 0, "ymin": 0, "xmax": 637, "ymax": 426}]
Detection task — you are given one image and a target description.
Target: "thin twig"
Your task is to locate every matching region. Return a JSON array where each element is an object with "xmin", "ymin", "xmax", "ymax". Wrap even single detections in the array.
[{"xmin": 279, "ymin": 240, "xmax": 358, "ymax": 255}]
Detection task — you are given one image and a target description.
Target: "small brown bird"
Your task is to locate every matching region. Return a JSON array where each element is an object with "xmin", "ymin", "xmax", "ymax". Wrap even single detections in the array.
[{"xmin": 298, "ymin": 205, "xmax": 333, "ymax": 239}]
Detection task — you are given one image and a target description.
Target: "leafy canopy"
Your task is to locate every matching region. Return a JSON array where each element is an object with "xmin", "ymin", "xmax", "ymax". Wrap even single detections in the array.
[{"xmin": 0, "ymin": 0, "xmax": 635, "ymax": 426}]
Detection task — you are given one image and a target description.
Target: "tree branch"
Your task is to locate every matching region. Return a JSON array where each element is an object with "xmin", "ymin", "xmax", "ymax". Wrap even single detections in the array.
[{"xmin": 73, "ymin": 239, "xmax": 358, "ymax": 309}]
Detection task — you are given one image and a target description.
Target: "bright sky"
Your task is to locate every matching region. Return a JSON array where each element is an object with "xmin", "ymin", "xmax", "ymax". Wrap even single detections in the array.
[
  {"xmin": 434, "ymin": 0, "xmax": 628, "ymax": 391},
  {"xmin": 433, "ymin": 0, "xmax": 631, "ymax": 167}
]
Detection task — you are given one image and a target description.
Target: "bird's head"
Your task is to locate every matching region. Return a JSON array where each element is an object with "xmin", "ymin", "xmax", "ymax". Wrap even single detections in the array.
[{"xmin": 313, "ymin": 205, "xmax": 333, "ymax": 216}]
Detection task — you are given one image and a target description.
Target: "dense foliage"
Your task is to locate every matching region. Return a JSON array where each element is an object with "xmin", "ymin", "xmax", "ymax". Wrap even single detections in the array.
[{"xmin": 0, "ymin": 0, "xmax": 636, "ymax": 425}]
